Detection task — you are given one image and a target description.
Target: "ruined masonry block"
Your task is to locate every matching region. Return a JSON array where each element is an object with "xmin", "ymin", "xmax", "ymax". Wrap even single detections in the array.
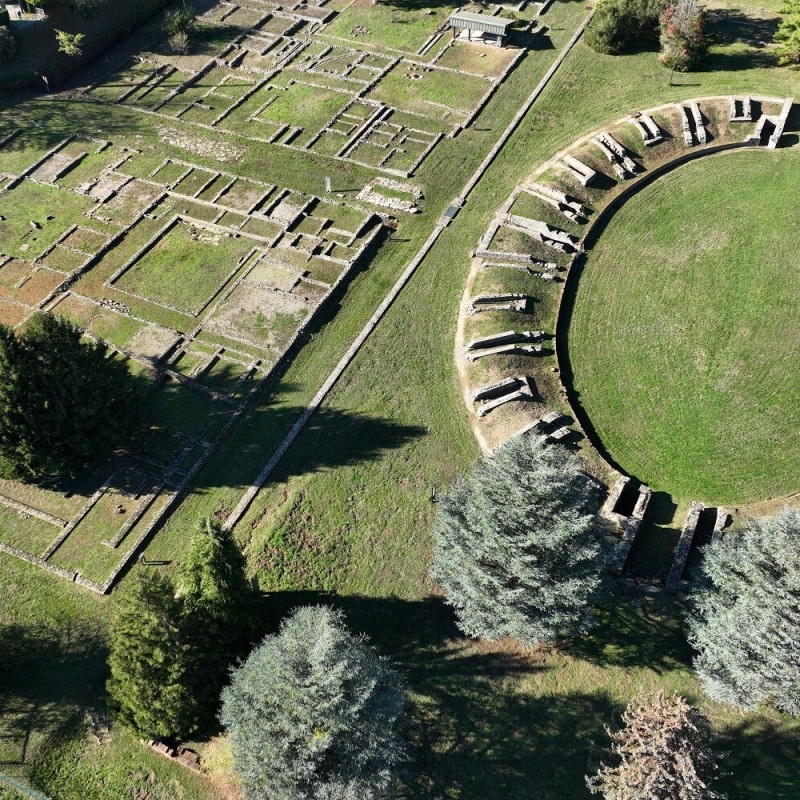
[
  {"xmin": 467, "ymin": 330, "xmax": 543, "ymax": 351},
  {"xmin": 465, "ymin": 342, "xmax": 543, "ymax": 362},
  {"xmin": 676, "ymin": 105, "xmax": 694, "ymax": 147},
  {"xmin": 729, "ymin": 96, "xmax": 753, "ymax": 122},
  {"xmin": 548, "ymin": 426, "xmax": 572, "ymax": 441},
  {"xmin": 690, "ymin": 102, "xmax": 706, "ymax": 145},
  {"xmin": 667, "ymin": 500, "xmax": 704, "ymax": 590},
  {"xmin": 602, "ymin": 476, "xmax": 629, "ymax": 517},
  {"xmin": 562, "ymin": 155, "xmax": 596, "ymax": 187},
  {"xmin": 525, "ymin": 183, "xmax": 590, "ymax": 223},
  {"xmin": 471, "ymin": 376, "xmax": 527, "ymax": 403},
  {"xmin": 632, "ymin": 114, "xmax": 663, "ymax": 145},
  {"xmin": 477, "ymin": 387, "xmax": 533, "ymax": 417}
]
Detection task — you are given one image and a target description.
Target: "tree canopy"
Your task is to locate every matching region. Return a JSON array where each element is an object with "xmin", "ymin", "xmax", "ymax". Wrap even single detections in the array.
[
  {"xmin": 431, "ymin": 433, "xmax": 605, "ymax": 647},
  {"xmin": 585, "ymin": 0, "xmax": 666, "ymax": 55},
  {"xmin": 107, "ymin": 570, "xmax": 198, "ymax": 740},
  {"xmin": 659, "ymin": 0, "xmax": 707, "ymax": 71},
  {"xmin": 688, "ymin": 507, "xmax": 800, "ymax": 716},
  {"xmin": 0, "ymin": 313, "xmax": 138, "ymax": 481},
  {"xmin": 587, "ymin": 691, "xmax": 725, "ymax": 799},
  {"xmin": 176, "ymin": 517, "xmax": 255, "ymax": 722},
  {"xmin": 0, "ymin": 25, "xmax": 16, "ymax": 64},
  {"xmin": 107, "ymin": 519, "xmax": 256, "ymax": 739},
  {"xmin": 55, "ymin": 29, "xmax": 85, "ymax": 58},
  {"xmin": 220, "ymin": 605, "xmax": 406, "ymax": 800},
  {"xmin": 775, "ymin": 0, "xmax": 800, "ymax": 64}
]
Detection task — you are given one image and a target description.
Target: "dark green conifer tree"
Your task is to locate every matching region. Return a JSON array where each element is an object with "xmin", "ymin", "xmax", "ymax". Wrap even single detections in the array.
[
  {"xmin": 176, "ymin": 518, "xmax": 254, "ymax": 724},
  {"xmin": 107, "ymin": 570, "xmax": 198, "ymax": 739},
  {"xmin": 0, "ymin": 313, "xmax": 138, "ymax": 481}
]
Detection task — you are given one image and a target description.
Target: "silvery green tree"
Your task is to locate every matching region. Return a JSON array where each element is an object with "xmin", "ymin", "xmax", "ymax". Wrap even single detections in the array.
[
  {"xmin": 688, "ymin": 507, "xmax": 800, "ymax": 716},
  {"xmin": 220, "ymin": 605, "xmax": 406, "ymax": 800},
  {"xmin": 432, "ymin": 433, "xmax": 604, "ymax": 646}
]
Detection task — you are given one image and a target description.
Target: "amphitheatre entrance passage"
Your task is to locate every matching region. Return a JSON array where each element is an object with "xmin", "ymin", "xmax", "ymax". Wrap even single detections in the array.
[{"xmin": 566, "ymin": 148, "xmax": 800, "ymax": 505}]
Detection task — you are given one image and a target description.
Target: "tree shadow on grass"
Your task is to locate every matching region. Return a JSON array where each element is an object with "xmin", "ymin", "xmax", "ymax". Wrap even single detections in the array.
[
  {"xmin": 702, "ymin": 48, "xmax": 778, "ymax": 73},
  {"xmin": 256, "ymin": 593, "xmax": 800, "ymax": 799},
  {"xmin": 184, "ymin": 392, "xmax": 428, "ymax": 494},
  {"xmin": 705, "ymin": 9, "xmax": 780, "ymax": 48},
  {"xmin": 0, "ymin": 95, "xmax": 152, "ymax": 151},
  {"xmin": 373, "ymin": 0, "xmax": 474, "ymax": 11},
  {"xmin": 700, "ymin": 9, "xmax": 781, "ymax": 73},
  {"xmin": 718, "ymin": 716, "xmax": 800, "ymax": 800},
  {"xmin": 0, "ymin": 622, "xmax": 106, "ymax": 767},
  {"xmin": 623, "ymin": 492, "xmax": 682, "ymax": 582},
  {"xmin": 570, "ymin": 593, "xmax": 693, "ymax": 673},
  {"xmin": 20, "ymin": 369, "xmax": 425, "ymax": 504}
]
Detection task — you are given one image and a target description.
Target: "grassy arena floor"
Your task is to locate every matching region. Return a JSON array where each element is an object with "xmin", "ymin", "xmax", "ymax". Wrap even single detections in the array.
[{"xmin": 567, "ymin": 149, "xmax": 800, "ymax": 504}]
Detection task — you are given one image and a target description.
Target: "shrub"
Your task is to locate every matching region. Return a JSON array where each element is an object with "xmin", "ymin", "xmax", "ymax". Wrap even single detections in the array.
[
  {"xmin": 67, "ymin": 0, "xmax": 107, "ymax": 18},
  {"xmin": 688, "ymin": 507, "xmax": 800, "ymax": 716},
  {"xmin": 431, "ymin": 433, "xmax": 606, "ymax": 646},
  {"xmin": 54, "ymin": 29, "xmax": 85, "ymax": 58},
  {"xmin": 220, "ymin": 606, "xmax": 406, "ymax": 800},
  {"xmin": 659, "ymin": 0, "xmax": 707, "ymax": 71},
  {"xmin": 587, "ymin": 691, "xmax": 725, "ymax": 799},
  {"xmin": 168, "ymin": 30, "xmax": 189, "ymax": 53},
  {"xmin": 163, "ymin": 5, "xmax": 195, "ymax": 37},
  {"xmin": 585, "ymin": 0, "xmax": 633, "ymax": 54}
]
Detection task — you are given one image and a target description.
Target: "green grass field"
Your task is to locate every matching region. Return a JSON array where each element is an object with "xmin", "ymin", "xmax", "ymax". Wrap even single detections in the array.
[
  {"xmin": 0, "ymin": 183, "xmax": 94, "ymax": 262},
  {"xmin": 114, "ymin": 220, "xmax": 254, "ymax": 314},
  {"xmin": 367, "ymin": 63, "xmax": 490, "ymax": 122},
  {"xmin": 567, "ymin": 149, "xmax": 800, "ymax": 504},
  {"xmin": 2, "ymin": 0, "xmax": 800, "ymax": 796},
  {"xmin": 255, "ymin": 82, "xmax": 351, "ymax": 130},
  {"xmin": 322, "ymin": 0, "xmax": 456, "ymax": 54}
]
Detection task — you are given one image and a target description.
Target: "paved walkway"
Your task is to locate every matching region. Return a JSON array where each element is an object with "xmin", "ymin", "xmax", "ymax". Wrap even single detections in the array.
[{"xmin": 223, "ymin": 13, "xmax": 593, "ymax": 531}]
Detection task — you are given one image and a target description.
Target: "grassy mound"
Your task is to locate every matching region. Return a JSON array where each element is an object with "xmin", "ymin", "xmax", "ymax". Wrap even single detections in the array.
[{"xmin": 567, "ymin": 148, "xmax": 800, "ymax": 504}]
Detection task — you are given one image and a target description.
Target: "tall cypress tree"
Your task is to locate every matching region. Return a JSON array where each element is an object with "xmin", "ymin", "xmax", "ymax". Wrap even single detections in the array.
[
  {"xmin": 176, "ymin": 518, "xmax": 254, "ymax": 724},
  {"xmin": 0, "ymin": 313, "xmax": 138, "ymax": 480},
  {"xmin": 688, "ymin": 507, "xmax": 800, "ymax": 716},
  {"xmin": 107, "ymin": 570, "xmax": 197, "ymax": 740},
  {"xmin": 432, "ymin": 433, "xmax": 604, "ymax": 646},
  {"xmin": 220, "ymin": 606, "xmax": 406, "ymax": 800}
]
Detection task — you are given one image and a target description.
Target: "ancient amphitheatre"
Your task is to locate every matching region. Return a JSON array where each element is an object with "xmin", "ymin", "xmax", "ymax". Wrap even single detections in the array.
[
  {"xmin": 457, "ymin": 92, "xmax": 796, "ymax": 586},
  {"xmin": 1, "ymin": 0, "xmax": 799, "ymax": 797}
]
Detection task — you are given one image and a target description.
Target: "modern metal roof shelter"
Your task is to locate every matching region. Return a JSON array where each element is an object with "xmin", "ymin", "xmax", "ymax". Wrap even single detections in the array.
[{"xmin": 447, "ymin": 11, "xmax": 513, "ymax": 46}]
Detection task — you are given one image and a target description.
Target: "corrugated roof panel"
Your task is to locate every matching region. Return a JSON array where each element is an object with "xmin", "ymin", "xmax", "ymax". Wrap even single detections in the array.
[{"xmin": 447, "ymin": 11, "xmax": 512, "ymax": 36}]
